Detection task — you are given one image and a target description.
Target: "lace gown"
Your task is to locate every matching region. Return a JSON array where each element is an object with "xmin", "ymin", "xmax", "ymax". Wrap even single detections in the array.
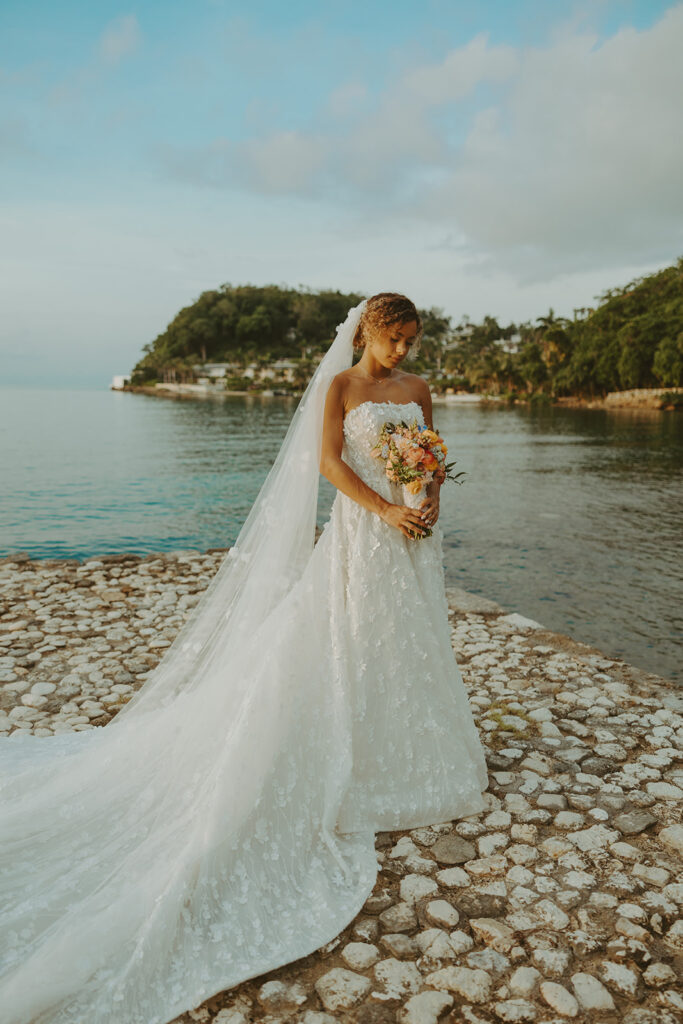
[{"xmin": 0, "ymin": 399, "xmax": 489, "ymax": 1024}]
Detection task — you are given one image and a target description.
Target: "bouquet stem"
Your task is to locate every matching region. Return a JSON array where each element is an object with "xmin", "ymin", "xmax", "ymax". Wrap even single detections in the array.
[{"xmin": 402, "ymin": 483, "xmax": 432, "ymax": 539}]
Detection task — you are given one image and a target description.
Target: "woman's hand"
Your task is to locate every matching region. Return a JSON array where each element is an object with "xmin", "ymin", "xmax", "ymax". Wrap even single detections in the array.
[
  {"xmin": 418, "ymin": 492, "xmax": 440, "ymax": 529},
  {"xmin": 379, "ymin": 503, "xmax": 431, "ymax": 540}
]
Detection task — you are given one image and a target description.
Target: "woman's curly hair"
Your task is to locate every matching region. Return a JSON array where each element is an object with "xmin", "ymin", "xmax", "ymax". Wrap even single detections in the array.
[{"xmin": 352, "ymin": 292, "xmax": 423, "ymax": 360}]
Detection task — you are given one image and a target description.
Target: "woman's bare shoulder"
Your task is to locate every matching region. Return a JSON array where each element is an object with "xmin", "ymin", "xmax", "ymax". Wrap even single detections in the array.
[
  {"xmin": 331, "ymin": 368, "xmax": 356, "ymax": 385},
  {"xmin": 396, "ymin": 369, "xmax": 430, "ymax": 395},
  {"xmin": 324, "ymin": 369, "xmax": 353, "ymax": 407}
]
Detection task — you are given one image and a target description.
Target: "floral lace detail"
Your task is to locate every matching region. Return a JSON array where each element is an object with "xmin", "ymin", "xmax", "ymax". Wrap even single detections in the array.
[
  {"xmin": 0, "ymin": 398, "xmax": 489, "ymax": 1024},
  {"xmin": 342, "ymin": 400, "xmax": 425, "ymax": 499}
]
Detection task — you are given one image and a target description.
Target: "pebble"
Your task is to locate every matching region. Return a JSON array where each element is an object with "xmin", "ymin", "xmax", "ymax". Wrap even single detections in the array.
[{"xmin": 2, "ymin": 555, "xmax": 681, "ymax": 1024}]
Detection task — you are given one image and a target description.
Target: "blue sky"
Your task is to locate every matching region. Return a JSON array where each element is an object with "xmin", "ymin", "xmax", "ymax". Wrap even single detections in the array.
[{"xmin": 1, "ymin": 0, "xmax": 681, "ymax": 387}]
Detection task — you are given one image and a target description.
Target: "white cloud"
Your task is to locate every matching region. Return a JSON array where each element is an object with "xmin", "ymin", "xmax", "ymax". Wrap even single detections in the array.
[
  {"xmin": 325, "ymin": 80, "xmax": 368, "ymax": 118},
  {"xmin": 47, "ymin": 13, "xmax": 142, "ymax": 107},
  {"xmin": 98, "ymin": 14, "xmax": 141, "ymax": 67},
  {"xmin": 402, "ymin": 32, "xmax": 518, "ymax": 104},
  {"xmin": 155, "ymin": 5, "xmax": 683, "ymax": 282}
]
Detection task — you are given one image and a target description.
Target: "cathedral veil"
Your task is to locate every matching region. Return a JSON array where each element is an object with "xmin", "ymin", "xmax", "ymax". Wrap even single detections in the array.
[
  {"xmin": 0, "ymin": 298, "xmax": 381, "ymax": 1024},
  {"xmin": 112, "ymin": 297, "xmax": 367, "ymax": 721}
]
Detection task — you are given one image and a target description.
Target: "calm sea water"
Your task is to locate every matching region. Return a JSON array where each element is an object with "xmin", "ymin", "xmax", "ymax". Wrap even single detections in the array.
[{"xmin": 1, "ymin": 388, "xmax": 681, "ymax": 685}]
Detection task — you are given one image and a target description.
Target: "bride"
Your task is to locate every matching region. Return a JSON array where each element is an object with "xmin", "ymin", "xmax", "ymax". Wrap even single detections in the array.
[{"xmin": 0, "ymin": 292, "xmax": 489, "ymax": 1024}]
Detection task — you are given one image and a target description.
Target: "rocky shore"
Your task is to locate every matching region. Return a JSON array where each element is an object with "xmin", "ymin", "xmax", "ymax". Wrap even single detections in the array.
[
  {"xmin": 120, "ymin": 383, "xmax": 683, "ymax": 413},
  {"xmin": 1, "ymin": 549, "xmax": 681, "ymax": 1024}
]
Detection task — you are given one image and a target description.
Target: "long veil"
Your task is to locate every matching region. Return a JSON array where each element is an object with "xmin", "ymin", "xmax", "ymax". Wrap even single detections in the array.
[
  {"xmin": 114, "ymin": 296, "xmax": 367, "ymax": 720},
  {"xmin": 0, "ymin": 299, "xmax": 379, "ymax": 1024}
]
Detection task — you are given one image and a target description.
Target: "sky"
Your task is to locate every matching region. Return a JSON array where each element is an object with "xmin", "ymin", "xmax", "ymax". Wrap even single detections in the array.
[{"xmin": 1, "ymin": 0, "xmax": 681, "ymax": 388}]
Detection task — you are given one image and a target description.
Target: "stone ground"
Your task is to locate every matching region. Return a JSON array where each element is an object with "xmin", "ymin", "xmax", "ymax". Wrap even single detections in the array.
[{"xmin": 1, "ymin": 549, "xmax": 681, "ymax": 1024}]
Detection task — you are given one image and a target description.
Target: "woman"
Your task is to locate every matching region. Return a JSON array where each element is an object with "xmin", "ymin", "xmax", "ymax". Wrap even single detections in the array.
[{"xmin": 0, "ymin": 293, "xmax": 488, "ymax": 1024}]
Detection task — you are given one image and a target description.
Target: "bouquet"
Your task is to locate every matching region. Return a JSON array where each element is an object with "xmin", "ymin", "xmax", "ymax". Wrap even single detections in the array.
[{"xmin": 370, "ymin": 417, "xmax": 464, "ymax": 538}]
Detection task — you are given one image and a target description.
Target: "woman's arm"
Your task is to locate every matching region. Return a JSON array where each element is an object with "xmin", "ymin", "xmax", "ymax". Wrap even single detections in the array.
[{"xmin": 319, "ymin": 376, "xmax": 429, "ymax": 539}]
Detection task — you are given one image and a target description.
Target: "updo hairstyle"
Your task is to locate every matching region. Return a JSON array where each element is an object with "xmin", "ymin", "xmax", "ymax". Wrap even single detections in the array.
[{"xmin": 352, "ymin": 292, "xmax": 423, "ymax": 360}]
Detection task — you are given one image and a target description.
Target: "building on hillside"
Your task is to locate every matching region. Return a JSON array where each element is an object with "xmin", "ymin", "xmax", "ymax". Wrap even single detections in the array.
[
  {"xmin": 493, "ymin": 334, "xmax": 521, "ymax": 354},
  {"xmin": 271, "ymin": 359, "xmax": 298, "ymax": 381},
  {"xmin": 111, "ymin": 375, "xmax": 131, "ymax": 390},
  {"xmin": 191, "ymin": 362, "xmax": 242, "ymax": 379}
]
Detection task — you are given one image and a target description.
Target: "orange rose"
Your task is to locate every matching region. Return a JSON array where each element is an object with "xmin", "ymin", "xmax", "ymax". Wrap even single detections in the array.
[{"xmin": 406, "ymin": 480, "xmax": 424, "ymax": 495}]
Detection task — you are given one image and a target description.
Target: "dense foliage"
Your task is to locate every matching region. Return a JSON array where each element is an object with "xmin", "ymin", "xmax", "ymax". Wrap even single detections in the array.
[{"xmin": 130, "ymin": 258, "xmax": 683, "ymax": 397}]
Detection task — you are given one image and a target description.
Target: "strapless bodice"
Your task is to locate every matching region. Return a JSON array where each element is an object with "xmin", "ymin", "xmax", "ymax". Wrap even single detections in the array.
[{"xmin": 342, "ymin": 400, "xmax": 426, "ymax": 495}]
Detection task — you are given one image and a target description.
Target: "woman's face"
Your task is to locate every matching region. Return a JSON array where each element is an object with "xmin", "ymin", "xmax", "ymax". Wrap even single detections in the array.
[{"xmin": 367, "ymin": 319, "xmax": 418, "ymax": 369}]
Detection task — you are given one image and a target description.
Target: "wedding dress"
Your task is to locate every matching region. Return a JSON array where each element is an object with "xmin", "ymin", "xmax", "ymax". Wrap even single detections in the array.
[{"xmin": 0, "ymin": 301, "xmax": 489, "ymax": 1024}]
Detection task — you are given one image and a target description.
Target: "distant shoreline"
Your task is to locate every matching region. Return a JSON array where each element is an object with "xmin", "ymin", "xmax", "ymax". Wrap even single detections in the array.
[{"xmin": 118, "ymin": 383, "xmax": 683, "ymax": 411}]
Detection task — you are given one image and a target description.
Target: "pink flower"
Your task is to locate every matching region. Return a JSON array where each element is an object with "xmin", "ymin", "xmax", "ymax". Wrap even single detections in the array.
[{"xmin": 404, "ymin": 447, "xmax": 425, "ymax": 466}]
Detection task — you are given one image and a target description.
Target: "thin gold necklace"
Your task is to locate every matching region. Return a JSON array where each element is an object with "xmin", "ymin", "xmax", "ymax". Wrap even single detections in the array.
[{"xmin": 357, "ymin": 364, "xmax": 394, "ymax": 385}]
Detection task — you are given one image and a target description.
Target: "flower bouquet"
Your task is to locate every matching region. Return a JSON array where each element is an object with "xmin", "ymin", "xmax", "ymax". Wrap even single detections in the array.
[{"xmin": 370, "ymin": 417, "xmax": 464, "ymax": 538}]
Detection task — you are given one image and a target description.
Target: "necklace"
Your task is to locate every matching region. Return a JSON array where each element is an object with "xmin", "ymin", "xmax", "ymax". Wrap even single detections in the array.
[{"xmin": 357, "ymin": 364, "xmax": 394, "ymax": 385}]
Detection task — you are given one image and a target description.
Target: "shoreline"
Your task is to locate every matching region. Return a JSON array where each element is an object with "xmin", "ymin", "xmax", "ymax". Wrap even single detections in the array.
[
  {"xmin": 1, "ymin": 548, "xmax": 681, "ymax": 1022},
  {"xmin": 119, "ymin": 383, "xmax": 683, "ymax": 411}
]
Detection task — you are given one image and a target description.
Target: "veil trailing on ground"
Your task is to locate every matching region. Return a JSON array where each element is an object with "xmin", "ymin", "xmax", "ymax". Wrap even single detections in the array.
[
  {"xmin": 0, "ymin": 299, "xmax": 379, "ymax": 1024},
  {"xmin": 112, "ymin": 298, "xmax": 367, "ymax": 721}
]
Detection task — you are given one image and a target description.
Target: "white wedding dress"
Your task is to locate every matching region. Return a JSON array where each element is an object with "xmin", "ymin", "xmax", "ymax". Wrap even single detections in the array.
[{"xmin": 0, "ymin": 390, "xmax": 489, "ymax": 1023}]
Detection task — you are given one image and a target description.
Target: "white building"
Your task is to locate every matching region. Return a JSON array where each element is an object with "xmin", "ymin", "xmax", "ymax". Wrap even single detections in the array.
[
  {"xmin": 493, "ymin": 334, "xmax": 521, "ymax": 354},
  {"xmin": 111, "ymin": 375, "xmax": 130, "ymax": 390},
  {"xmin": 191, "ymin": 362, "xmax": 242, "ymax": 379}
]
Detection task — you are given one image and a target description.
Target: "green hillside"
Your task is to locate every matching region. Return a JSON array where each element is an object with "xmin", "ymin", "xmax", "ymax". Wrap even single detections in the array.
[{"xmin": 130, "ymin": 258, "xmax": 683, "ymax": 398}]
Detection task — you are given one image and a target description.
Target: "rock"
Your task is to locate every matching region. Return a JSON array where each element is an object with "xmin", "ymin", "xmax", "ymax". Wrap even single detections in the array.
[
  {"xmin": 430, "ymin": 835, "xmax": 476, "ymax": 864},
  {"xmin": 658, "ymin": 823, "xmax": 683, "ymax": 855},
  {"xmin": 435, "ymin": 866, "xmax": 469, "ymax": 887},
  {"xmin": 379, "ymin": 933, "xmax": 419, "ymax": 959},
  {"xmin": 622, "ymin": 1010, "xmax": 680, "ymax": 1024},
  {"xmin": 470, "ymin": 918, "xmax": 516, "ymax": 953},
  {"xmin": 400, "ymin": 874, "xmax": 439, "ymax": 906},
  {"xmin": 632, "ymin": 863, "xmax": 670, "ymax": 887},
  {"xmin": 530, "ymin": 947, "xmax": 571, "ymax": 977},
  {"xmin": 372, "ymin": 957, "xmax": 422, "ymax": 1000},
  {"xmin": 379, "ymin": 902, "xmax": 418, "ymax": 933},
  {"xmin": 642, "ymin": 962, "xmax": 677, "ymax": 987},
  {"xmin": 613, "ymin": 810, "xmax": 659, "ymax": 834},
  {"xmin": 467, "ymin": 948, "xmax": 509, "ymax": 977},
  {"xmin": 423, "ymin": 966, "xmax": 492, "ymax": 1002},
  {"xmin": 314, "ymin": 968, "xmax": 371, "ymax": 1011},
  {"xmin": 213, "ymin": 1010, "xmax": 247, "ymax": 1024},
  {"xmin": 615, "ymin": 916, "xmax": 650, "ymax": 942},
  {"xmin": 341, "ymin": 941, "xmax": 380, "ymax": 970},
  {"xmin": 256, "ymin": 980, "xmax": 307, "ymax": 1011},
  {"xmin": 554, "ymin": 811, "xmax": 585, "ymax": 830},
  {"xmin": 353, "ymin": 917, "xmax": 380, "ymax": 942},
  {"xmin": 598, "ymin": 960, "xmax": 643, "ymax": 998},
  {"xmin": 448, "ymin": 930, "xmax": 475, "ymax": 954},
  {"xmin": 364, "ymin": 891, "xmax": 394, "ymax": 915},
  {"xmin": 491, "ymin": 999, "xmax": 537, "ymax": 1022},
  {"xmin": 452, "ymin": 891, "xmax": 507, "ymax": 918},
  {"xmin": 398, "ymin": 990, "xmax": 453, "ymax": 1024},
  {"xmin": 466, "ymin": 854, "xmax": 509, "ymax": 876},
  {"xmin": 425, "ymin": 900, "xmax": 460, "ymax": 928},
  {"xmin": 663, "ymin": 919, "xmax": 683, "ymax": 951},
  {"xmin": 508, "ymin": 966, "xmax": 541, "ymax": 997},
  {"xmin": 567, "ymin": 823, "xmax": 620, "ymax": 851},
  {"xmin": 416, "ymin": 929, "xmax": 460, "ymax": 969},
  {"xmin": 646, "ymin": 781, "xmax": 683, "ymax": 799},
  {"xmin": 30, "ymin": 681, "xmax": 56, "ymax": 696},
  {"xmin": 539, "ymin": 980, "xmax": 579, "ymax": 1017},
  {"xmin": 570, "ymin": 972, "xmax": 615, "ymax": 1010}
]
